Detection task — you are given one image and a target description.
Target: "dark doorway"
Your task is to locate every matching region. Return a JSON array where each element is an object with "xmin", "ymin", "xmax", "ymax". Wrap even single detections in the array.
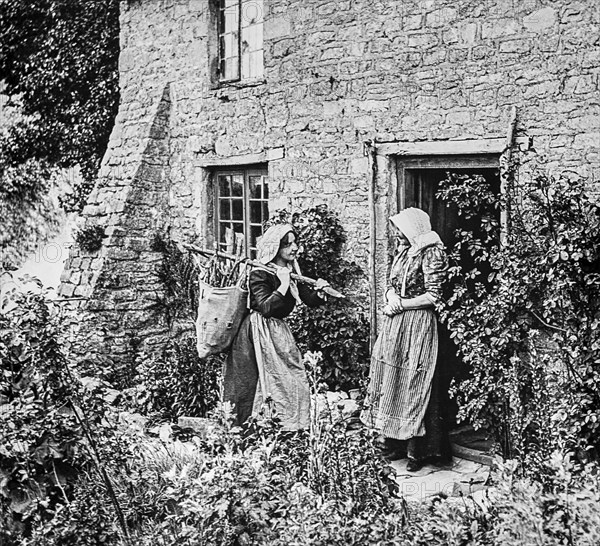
[
  {"xmin": 396, "ymin": 155, "xmax": 501, "ymax": 432},
  {"xmin": 398, "ymin": 155, "xmax": 500, "ymax": 247}
]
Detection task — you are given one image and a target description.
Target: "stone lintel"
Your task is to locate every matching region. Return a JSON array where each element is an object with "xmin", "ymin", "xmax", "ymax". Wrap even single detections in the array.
[
  {"xmin": 199, "ymin": 151, "xmax": 267, "ymax": 167},
  {"xmin": 377, "ymin": 137, "xmax": 528, "ymax": 156}
]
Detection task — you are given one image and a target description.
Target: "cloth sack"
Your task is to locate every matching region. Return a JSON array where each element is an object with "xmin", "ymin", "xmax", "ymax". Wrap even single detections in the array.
[{"xmin": 196, "ymin": 278, "xmax": 249, "ymax": 359}]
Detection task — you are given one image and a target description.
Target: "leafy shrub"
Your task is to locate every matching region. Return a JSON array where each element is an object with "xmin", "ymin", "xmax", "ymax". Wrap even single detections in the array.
[
  {"xmin": 437, "ymin": 171, "xmax": 600, "ymax": 467},
  {"xmin": 118, "ymin": 376, "xmax": 399, "ymax": 546},
  {"xmin": 126, "ymin": 337, "xmax": 222, "ymax": 421},
  {"xmin": 78, "ymin": 395, "xmax": 600, "ymax": 546},
  {"xmin": 9, "ymin": 331, "xmax": 597, "ymax": 546},
  {"xmin": 23, "ymin": 479, "xmax": 120, "ymax": 546},
  {"xmin": 0, "ymin": 0, "xmax": 120, "ymax": 212},
  {"xmin": 150, "ymin": 233, "xmax": 200, "ymax": 328},
  {"xmin": 0, "ymin": 279, "xmax": 132, "ymax": 544},
  {"xmin": 0, "ymin": 282, "xmax": 83, "ymax": 538},
  {"xmin": 265, "ymin": 205, "xmax": 370, "ymax": 390},
  {"xmin": 75, "ymin": 225, "xmax": 106, "ymax": 252}
]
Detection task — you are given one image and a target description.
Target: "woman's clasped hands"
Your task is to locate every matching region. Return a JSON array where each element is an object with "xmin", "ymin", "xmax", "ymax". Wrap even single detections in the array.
[{"xmin": 383, "ymin": 289, "xmax": 404, "ymax": 317}]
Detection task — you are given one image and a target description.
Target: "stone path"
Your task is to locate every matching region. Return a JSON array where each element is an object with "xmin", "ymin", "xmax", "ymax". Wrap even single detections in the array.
[{"xmin": 391, "ymin": 455, "xmax": 490, "ymax": 501}]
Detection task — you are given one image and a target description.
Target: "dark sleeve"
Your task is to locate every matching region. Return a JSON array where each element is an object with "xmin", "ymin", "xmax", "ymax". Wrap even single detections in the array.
[
  {"xmin": 298, "ymin": 281, "xmax": 325, "ymax": 308},
  {"xmin": 249, "ymin": 269, "xmax": 289, "ymax": 318},
  {"xmin": 422, "ymin": 246, "xmax": 448, "ymax": 303}
]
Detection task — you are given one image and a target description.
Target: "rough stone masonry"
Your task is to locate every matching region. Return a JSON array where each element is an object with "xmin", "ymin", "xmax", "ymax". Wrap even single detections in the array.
[{"xmin": 60, "ymin": 0, "xmax": 600, "ymax": 367}]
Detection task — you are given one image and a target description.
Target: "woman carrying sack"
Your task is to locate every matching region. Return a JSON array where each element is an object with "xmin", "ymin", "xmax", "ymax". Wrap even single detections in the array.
[
  {"xmin": 223, "ymin": 224, "xmax": 330, "ymax": 430},
  {"xmin": 360, "ymin": 207, "xmax": 450, "ymax": 472}
]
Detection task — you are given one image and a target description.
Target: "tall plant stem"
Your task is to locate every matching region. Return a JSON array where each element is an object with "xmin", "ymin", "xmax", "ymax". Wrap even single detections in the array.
[{"xmin": 69, "ymin": 401, "xmax": 132, "ymax": 545}]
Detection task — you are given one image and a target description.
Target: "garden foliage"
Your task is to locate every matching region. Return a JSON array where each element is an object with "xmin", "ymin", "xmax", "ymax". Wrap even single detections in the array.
[
  {"xmin": 438, "ymin": 171, "xmax": 600, "ymax": 467},
  {"xmin": 2, "ymin": 281, "xmax": 600, "ymax": 545},
  {"xmin": 0, "ymin": 0, "xmax": 120, "ymax": 211},
  {"xmin": 118, "ymin": 233, "xmax": 221, "ymax": 421},
  {"xmin": 265, "ymin": 205, "xmax": 370, "ymax": 390},
  {"xmin": 0, "ymin": 280, "xmax": 129, "ymax": 544},
  {"xmin": 75, "ymin": 225, "xmax": 107, "ymax": 253},
  {"xmin": 126, "ymin": 339, "xmax": 223, "ymax": 422},
  {"xmin": 150, "ymin": 233, "xmax": 200, "ymax": 328}
]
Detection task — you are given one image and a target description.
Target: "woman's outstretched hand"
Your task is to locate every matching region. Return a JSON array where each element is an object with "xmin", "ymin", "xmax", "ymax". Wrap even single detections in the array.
[
  {"xmin": 315, "ymin": 278, "xmax": 330, "ymax": 300},
  {"xmin": 315, "ymin": 278, "xmax": 330, "ymax": 290}
]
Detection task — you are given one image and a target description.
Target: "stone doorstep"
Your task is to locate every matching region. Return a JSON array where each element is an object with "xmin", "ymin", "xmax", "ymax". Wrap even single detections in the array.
[
  {"xmin": 449, "ymin": 425, "xmax": 497, "ymax": 466},
  {"xmin": 451, "ymin": 441, "xmax": 495, "ymax": 466},
  {"xmin": 391, "ymin": 456, "xmax": 491, "ymax": 501}
]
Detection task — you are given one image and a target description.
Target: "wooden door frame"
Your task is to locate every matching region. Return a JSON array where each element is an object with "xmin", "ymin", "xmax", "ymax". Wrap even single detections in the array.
[{"xmin": 396, "ymin": 154, "xmax": 500, "ymax": 211}]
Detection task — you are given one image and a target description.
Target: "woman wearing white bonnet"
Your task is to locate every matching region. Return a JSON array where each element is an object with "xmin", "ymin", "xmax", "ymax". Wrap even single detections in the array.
[
  {"xmin": 361, "ymin": 207, "xmax": 450, "ymax": 471},
  {"xmin": 223, "ymin": 224, "xmax": 330, "ymax": 430}
]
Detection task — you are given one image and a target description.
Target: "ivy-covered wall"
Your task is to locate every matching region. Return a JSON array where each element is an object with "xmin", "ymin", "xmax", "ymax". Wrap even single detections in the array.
[{"xmin": 59, "ymin": 0, "xmax": 600, "ymax": 365}]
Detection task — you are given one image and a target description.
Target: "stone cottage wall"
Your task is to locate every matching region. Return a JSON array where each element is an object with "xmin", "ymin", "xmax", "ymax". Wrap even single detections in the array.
[{"xmin": 60, "ymin": 0, "xmax": 600, "ymax": 366}]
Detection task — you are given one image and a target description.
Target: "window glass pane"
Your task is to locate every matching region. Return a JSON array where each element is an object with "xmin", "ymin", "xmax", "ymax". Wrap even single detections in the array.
[
  {"xmin": 218, "ymin": 175, "xmax": 230, "ymax": 197},
  {"xmin": 250, "ymin": 49, "xmax": 264, "ymax": 79},
  {"xmin": 246, "ymin": 24, "xmax": 263, "ymax": 52},
  {"xmin": 241, "ymin": 44, "xmax": 263, "ymax": 80},
  {"xmin": 219, "ymin": 222, "xmax": 232, "ymax": 245},
  {"xmin": 250, "ymin": 201, "xmax": 262, "ymax": 224},
  {"xmin": 241, "ymin": 23, "xmax": 263, "ymax": 52},
  {"xmin": 223, "ymin": 32, "xmax": 238, "ymax": 59},
  {"xmin": 223, "ymin": 4, "xmax": 238, "ymax": 33},
  {"xmin": 231, "ymin": 221, "xmax": 244, "ymax": 235},
  {"xmin": 250, "ymin": 225, "xmax": 263, "ymax": 250},
  {"xmin": 263, "ymin": 179, "xmax": 269, "ymax": 199},
  {"xmin": 224, "ymin": 57, "xmax": 239, "ymax": 81},
  {"xmin": 248, "ymin": 176, "xmax": 262, "ymax": 198},
  {"xmin": 219, "ymin": 199, "xmax": 231, "ymax": 220},
  {"xmin": 241, "ymin": 51, "xmax": 251, "ymax": 81},
  {"xmin": 262, "ymin": 201, "xmax": 269, "ymax": 220},
  {"xmin": 223, "ymin": 225, "xmax": 236, "ymax": 254},
  {"xmin": 232, "ymin": 199, "xmax": 243, "ymax": 221},
  {"xmin": 231, "ymin": 175, "xmax": 244, "ymax": 197}
]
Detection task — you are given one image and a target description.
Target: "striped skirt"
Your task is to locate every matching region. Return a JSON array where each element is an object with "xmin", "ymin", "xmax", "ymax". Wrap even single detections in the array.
[{"xmin": 361, "ymin": 309, "xmax": 438, "ymax": 440}]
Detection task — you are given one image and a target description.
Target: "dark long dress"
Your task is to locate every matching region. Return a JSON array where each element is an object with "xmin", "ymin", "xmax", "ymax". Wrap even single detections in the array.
[{"xmin": 223, "ymin": 268, "xmax": 323, "ymax": 430}]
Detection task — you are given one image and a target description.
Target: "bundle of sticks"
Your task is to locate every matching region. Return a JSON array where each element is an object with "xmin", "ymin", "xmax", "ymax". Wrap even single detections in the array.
[{"xmin": 196, "ymin": 238, "xmax": 246, "ymax": 288}]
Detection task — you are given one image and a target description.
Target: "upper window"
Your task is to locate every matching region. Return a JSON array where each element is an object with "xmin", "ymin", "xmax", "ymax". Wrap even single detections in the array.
[
  {"xmin": 215, "ymin": 166, "xmax": 269, "ymax": 257},
  {"xmin": 218, "ymin": 0, "xmax": 264, "ymax": 82}
]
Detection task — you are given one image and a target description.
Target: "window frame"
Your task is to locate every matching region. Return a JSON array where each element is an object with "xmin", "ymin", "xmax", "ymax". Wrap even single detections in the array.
[
  {"xmin": 213, "ymin": 165, "xmax": 269, "ymax": 258},
  {"xmin": 217, "ymin": 0, "xmax": 264, "ymax": 84}
]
